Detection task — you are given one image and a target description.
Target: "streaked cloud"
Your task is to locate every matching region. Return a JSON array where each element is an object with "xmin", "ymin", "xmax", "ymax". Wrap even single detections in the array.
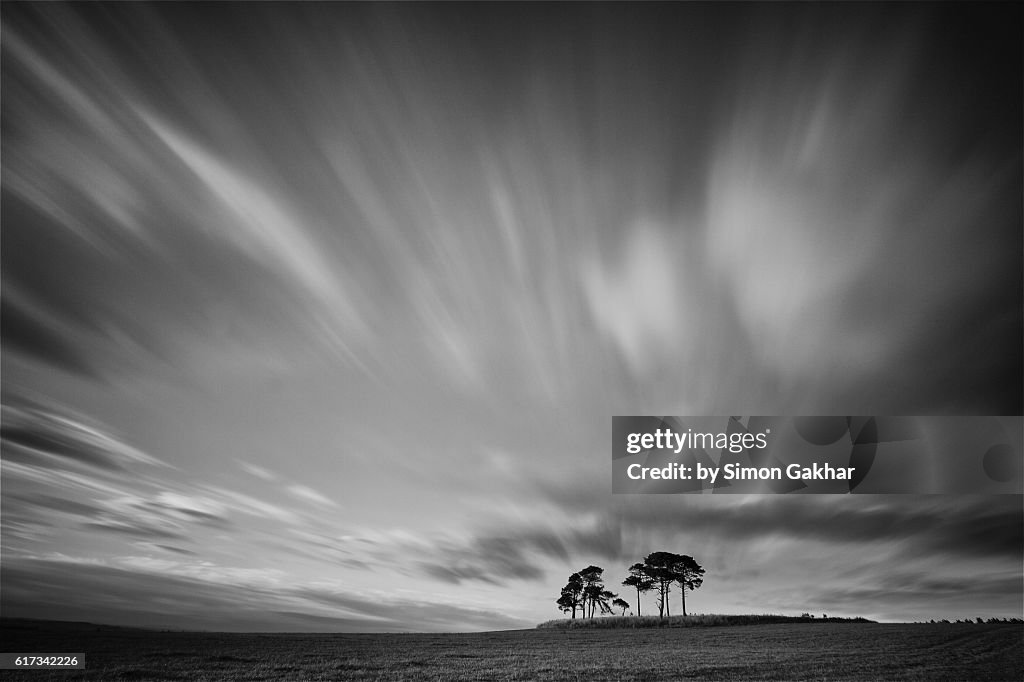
[
  {"xmin": 1, "ymin": 288, "xmax": 100, "ymax": 379},
  {"xmin": 198, "ymin": 486, "xmax": 302, "ymax": 526},
  {"xmin": 1, "ymin": 555, "xmax": 531, "ymax": 632},
  {"xmin": 287, "ymin": 484, "xmax": 340, "ymax": 509},
  {"xmin": 237, "ymin": 461, "xmax": 278, "ymax": 482},
  {"xmin": 2, "ymin": 402, "xmax": 167, "ymax": 471},
  {"xmin": 581, "ymin": 222, "xmax": 691, "ymax": 378},
  {"xmin": 142, "ymin": 116, "xmax": 362, "ymax": 333}
]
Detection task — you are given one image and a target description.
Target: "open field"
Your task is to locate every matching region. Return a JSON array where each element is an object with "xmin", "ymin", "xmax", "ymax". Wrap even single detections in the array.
[{"xmin": 2, "ymin": 620, "xmax": 1021, "ymax": 681}]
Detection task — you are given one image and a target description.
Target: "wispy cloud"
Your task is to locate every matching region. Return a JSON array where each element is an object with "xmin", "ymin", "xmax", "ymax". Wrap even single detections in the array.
[
  {"xmin": 407, "ymin": 517, "xmax": 622, "ymax": 587},
  {"xmin": 2, "ymin": 402, "xmax": 168, "ymax": 471},
  {"xmin": 141, "ymin": 116, "xmax": 368, "ymax": 361},
  {"xmin": 2, "ymin": 555, "xmax": 531, "ymax": 632},
  {"xmin": 581, "ymin": 222, "xmax": 692, "ymax": 380},
  {"xmin": 236, "ymin": 461, "xmax": 278, "ymax": 482},
  {"xmin": 143, "ymin": 117, "xmax": 340, "ymax": 306},
  {"xmin": 1, "ymin": 289, "xmax": 100, "ymax": 379},
  {"xmin": 287, "ymin": 484, "xmax": 339, "ymax": 509},
  {"xmin": 236, "ymin": 461, "xmax": 339, "ymax": 510},
  {"xmin": 198, "ymin": 486, "xmax": 301, "ymax": 526}
]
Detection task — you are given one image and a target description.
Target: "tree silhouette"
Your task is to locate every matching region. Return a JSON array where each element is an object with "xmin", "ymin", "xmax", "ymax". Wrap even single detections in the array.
[
  {"xmin": 643, "ymin": 552, "xmax": 679, "ymax": 618},
  {"xmin": 673, "ymin": 555, "xmax": 704, "ymax": 617},
  {"xmin": 556, "ymin": 592, "xmax": 576, "ymax": 618},
  {"xmin": 581, "ymin": 561, "xmax": 610, "ymax": 614},
  {"xmin": 558, "ymin": 567, "xmax": 613, "ymax": 619},
  {"xmin": 597, "ymin": 589, "xmax": 618, "ymax": 616},
  {"xmin": 583, "ymin": 584, "xmax": 600, "ymax": 618},
  {"xmin": 622, "ymin": 562, "xmax": 655, "ymax": 617},
  {"xmin": 557, "ymin": 572, "xmax": 584, "ymax": 619},
  {"xmin": 613, "ymin": 597, "xmax": 631, "ymax": 616},
  {"xmin": 641, "ymin": 552, "xmax": 705, "ymax": 618}
]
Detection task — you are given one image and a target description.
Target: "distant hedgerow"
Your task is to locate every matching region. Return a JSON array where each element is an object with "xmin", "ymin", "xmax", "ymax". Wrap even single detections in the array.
[{"xmin": 536, "ymin": 614, "xmax": 876, "ymax": 629}]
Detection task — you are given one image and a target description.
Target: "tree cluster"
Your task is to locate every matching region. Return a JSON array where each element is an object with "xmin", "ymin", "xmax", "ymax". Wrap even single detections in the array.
[
  {"xmin": 557, "ymin": 552, "xmax": 704, "ymax": 619},
  {"xmin": 556, "ymin": 565, "xmax": 620, "ymax": 619}
]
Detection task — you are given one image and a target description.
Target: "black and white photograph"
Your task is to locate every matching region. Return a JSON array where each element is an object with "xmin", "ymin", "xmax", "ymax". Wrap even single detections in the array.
[{"xmin": 2, "ymin": 2, "xmax": 1021, "ymax": 679}]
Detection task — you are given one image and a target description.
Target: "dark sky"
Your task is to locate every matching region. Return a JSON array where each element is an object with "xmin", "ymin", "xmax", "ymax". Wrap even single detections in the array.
[{"xmin": 2, "ymin": 2, "xmax": 1021, "ymax": 631}]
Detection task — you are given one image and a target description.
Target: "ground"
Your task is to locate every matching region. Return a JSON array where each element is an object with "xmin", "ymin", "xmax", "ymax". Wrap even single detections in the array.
[{"xmin": 2, "ymin": 620, "xmax": 1021, "ymax": 681}]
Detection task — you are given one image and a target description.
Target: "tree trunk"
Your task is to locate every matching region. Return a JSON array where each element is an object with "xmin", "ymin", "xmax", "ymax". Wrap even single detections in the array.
[
  {"xmin": 680, "ymin": 583, "xmax": 687, "ymax": 617},
  {"xmin": 635, "ymin": 587, "xmax": 641, "ymax": 617}
]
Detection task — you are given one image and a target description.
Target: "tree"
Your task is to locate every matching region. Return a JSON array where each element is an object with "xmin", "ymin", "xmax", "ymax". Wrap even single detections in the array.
[
  {"xmin": 557, "ymin": 572, "xmax": 584, "ymax": 619},
  {"xmin": 641, "ymin": 552, "xmax": 705, "ymax": 618},
  {"xmin": 556, "ymin": 593, "xmax": 576, "ymax": 617},
  {"xmin": 557, "ymin": 567, "xmax": 613, "ymax": 619},
  {"xmin": 578, "ymin": 565, "xmax": 605, "ymax": 618},
  {"xmin": 642, "ymin": 552, "xmax": 679, "ymax": 618},
  {"xmin": 673, "ymin": 555, "xmax": 705, "ymax": 617},
  {"xmin": 597, "ymin": 589, "xmax": 618, "ymax": 616},
  {"xmin": 622, "ymin": 562, "xmax": 655, "ymax": 617},
  {"xmin": 613, "ymin": 598, "xmax": 631, "ymax": 616}
]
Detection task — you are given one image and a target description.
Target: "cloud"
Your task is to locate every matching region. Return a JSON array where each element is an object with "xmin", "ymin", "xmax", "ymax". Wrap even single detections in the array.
[
  {"xmin": 3, "ymin": 493, "xmax": 104, "ymax": 519},
  {"xmin": 702, "ymin": 14, "xmax": 1022, "ymax": 412},
  {"xmin": 67, "ymin": 491, "xmax": 231, "ymax": 542},
  {"xmin": 199, "ymin": 485, "xmax": 301, "ymax": 525},
  {"xmin": 413, "ymin": 517, "xmax": 622, "ymax": 587},
  {"xmin": 0, "ymin": 558, "xmax": 290, "ymax": 632},
  {"xmin": 288, "ymin": 586, "xmax": 533, "ymax": 632},
  {"xmin": 424, "ymin": 536, "xmax": 546, "ymax": 584},
  {"xmin": 237, "ymin": 461, "xmax": 278, "ymax": 482},
  {"xmin": 141, "ymin": 115, "xmax": 367, "ymax": 353},
  {"xmin": 580, "ymin": 222, "xmax": 691, "ymax": 378},
  {"xmin": 82, "ymin": 521, "xmax": 187, "ymax": 542},
  {"xmin": 0, "ymin": 401, "xmax": 318, "ymax": 558},
  {"xmin": 154, "ymin": 545, "xmax": 199, "ymax": 556},
  {"xmin": 4, "ymin": 8, "xmax": 377, "ymax": 382},
  {"xmin": 1, "ymin": 555, "xmax": 530, "ymax": 632},
  {"xmin": 144, "ymin": 492, "xmax": 232, "ymax": 528},
  {"xmin": 2, "ymin": 459, "xmax": 236, "ymax": 542},
  {"xmin": 531, "ymin": 471, "xmax": 1023, "ymax": 564},
  {"xmin": 143, "ymin": 117, "xmax": 334, "ymax": 299},
  {"xmin": 0, "ymin": 291, "xmax": 99, "ymax": 379},
  {"xmin": 501, "ymin": 480, "xmax": 1022, "ymax": 620},
  {"xmin": 0, "ymin": 400, "xmax": 250, "ymax": 548},
  {"xmin": 1, "ymin": 460, "xmax": 136, "ymax": 499},
  {"xmin": 287, "ymin": 484, "xmax": 340, "ymax": 509},
  {"xmin": 237, "ymin": 467, "xmax": 343, "ymax": 515},
  {"xmin": 1, "ymin": 401, "xmax": 168, "ymax": 471},
  {"xmin": 796, "ymin": 569, "xmax": 1023, "ymax": 623}
]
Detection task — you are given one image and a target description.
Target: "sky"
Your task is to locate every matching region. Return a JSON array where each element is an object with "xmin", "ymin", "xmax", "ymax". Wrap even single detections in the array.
[{"xmin": 1, "ymin": 2, "xmax": 1021, "ymax": 632}]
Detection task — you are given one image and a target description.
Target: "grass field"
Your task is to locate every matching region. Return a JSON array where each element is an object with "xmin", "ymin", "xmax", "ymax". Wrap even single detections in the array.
[{"xmin": 2, "ymin": 619, "xmax": 1021, "ymax": 681}]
